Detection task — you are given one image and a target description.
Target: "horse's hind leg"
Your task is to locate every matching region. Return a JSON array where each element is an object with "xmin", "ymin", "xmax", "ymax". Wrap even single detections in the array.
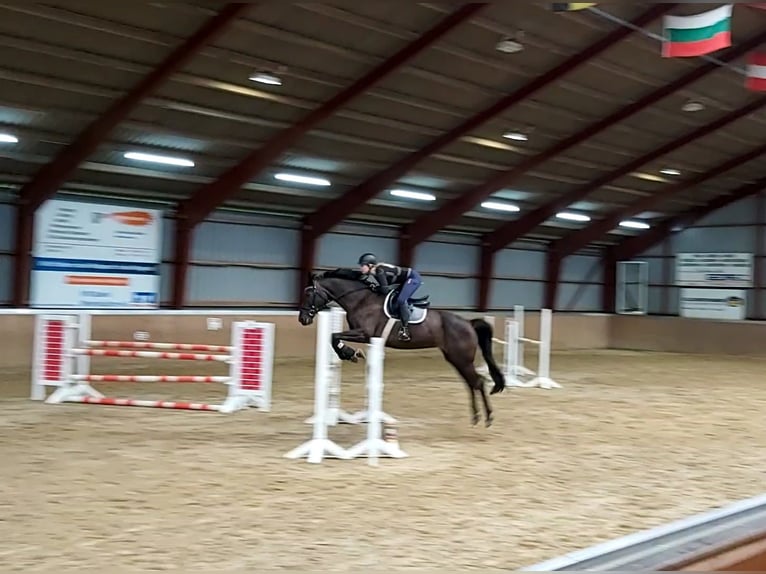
[{"xmin": 441, "ymin": 351, "xmax": 489, "ymax": 427}]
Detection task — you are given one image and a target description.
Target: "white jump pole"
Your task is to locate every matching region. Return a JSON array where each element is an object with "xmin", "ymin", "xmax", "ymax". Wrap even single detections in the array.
[
  {"xmin": 305, "ymin": 306, "xmax": 357, "ymax": 425},
  {"xmin": 527, "ymin": 309, "xmax": 560, "ymax": 389},
  {"xmin": 285, "ymin": 309, "xmax": 349, "ymax": 463},
  {"xmin": 513, "ymin": 305, "xmax": 535, "ymax": 376},
  {"xmin": 345, "ymin": 336, "xmax": 407, "ymax": 466},
  {"xmin": 508, "ymin": 309, "xmax": 560, "ymax": 389}
]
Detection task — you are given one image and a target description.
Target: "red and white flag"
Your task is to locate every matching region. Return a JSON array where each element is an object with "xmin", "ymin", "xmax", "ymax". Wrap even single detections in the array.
[{"xmin": 746, "ymin": 52, "xmax": 766, "ymax": 92}]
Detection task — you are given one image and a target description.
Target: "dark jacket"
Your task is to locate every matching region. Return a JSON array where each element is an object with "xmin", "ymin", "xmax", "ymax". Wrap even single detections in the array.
[{"xmin": 373, "ymin": 263, "xmax": 410, "ymax": 288}]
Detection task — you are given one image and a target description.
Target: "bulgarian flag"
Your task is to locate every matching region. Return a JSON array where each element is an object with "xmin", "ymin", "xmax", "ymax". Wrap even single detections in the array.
[
  {"xmin": 746, "ymin": 52, "xmax": 766, "ymax": 92},
  {"xmin": 662, "ymin": 4, "xmax": 733, "ymax": 58}
]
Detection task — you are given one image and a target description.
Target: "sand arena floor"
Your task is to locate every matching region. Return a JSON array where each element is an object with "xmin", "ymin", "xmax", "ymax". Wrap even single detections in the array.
[{"xmin": 1, "ymin": 347, "xmax": 766, "ymax": 572}]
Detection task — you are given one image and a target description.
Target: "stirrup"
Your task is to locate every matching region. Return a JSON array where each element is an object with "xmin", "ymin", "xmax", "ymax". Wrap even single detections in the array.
[{"xmin": 398, "ymin": 327, "xmax": 411, "ymax": 341}]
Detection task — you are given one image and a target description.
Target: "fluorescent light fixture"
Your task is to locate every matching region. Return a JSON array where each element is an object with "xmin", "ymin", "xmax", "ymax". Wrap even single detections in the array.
[
  {"xmin": 249, "ymin": 72, "xmax": 282, "ymax": 85},
  {"xmin": 502, "ymin": 131, "xmax": 528, "ymax": 141},
  {"xmin": 274, "ymin": 172, "xmax": 331, "ymax": 186},
  {"xmin": 123, "ymin": 151, "xmax": 194, "ymax": 167},
  {"xmin": 682, "ymin": 99, "xmax": 705, "ymax": 112},
  {"xmin": 0, "ymin": 133, "xmax": 18, "ymax": 143},
  {"xmin": 389, "ymin": 189, "xmax": 436, "ymax": 201},
  {"xmin": 660, "ymin": 168, "xmax": 681, "ymax": 176},
  {"xmin": 556, "ymin": 211, "xmax": 591, "ymax": 222},
  {"xmin": 619, "ymin": 220, "xmax": 650, "ymax": 230},
  {"xmin": 481, "ymin": 200, "xmax": 520, "ymax": 212}
]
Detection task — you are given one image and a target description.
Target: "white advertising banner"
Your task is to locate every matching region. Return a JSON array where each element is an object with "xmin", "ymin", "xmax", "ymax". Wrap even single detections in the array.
[
  {"xmin": 675, "ymin": 252, "xmax": 753, "ymax": 287},
  {"xmin": 679, "ymin": 288, "xmax": 747, "ymax": 320},
  {"xmin": 30, "ymin": 199, "xmax": 162, "ymax": 308}
]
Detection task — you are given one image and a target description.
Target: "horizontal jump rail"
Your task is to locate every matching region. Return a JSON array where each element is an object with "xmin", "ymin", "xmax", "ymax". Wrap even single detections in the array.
[
  {"xmin": 85, "ymin": 340, "xmax": 232, "ymax": 352},
  {"xmin": 71, "ymin": 375, "xmax": 231, "ymax": 383},
  {"xmin": 519, "ymin": 336, "xmax": 542, "ymax": 346},
  {"xmin": 70, "ymin": 348, "xmax": 231, "ymax": 362},
  {"xmin": 65, "ymin": 396, "xmax": 222, "ymax": 411}
]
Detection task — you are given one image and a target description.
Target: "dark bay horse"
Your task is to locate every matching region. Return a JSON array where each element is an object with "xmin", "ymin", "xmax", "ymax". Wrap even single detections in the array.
[{"xmin": 297, "ymin": 268, "xmax": 506, "ymax": 426}]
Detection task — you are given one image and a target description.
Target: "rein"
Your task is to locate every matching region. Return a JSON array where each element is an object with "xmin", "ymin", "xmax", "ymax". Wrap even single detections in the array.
[{"xmin": 302, "ymin": 280, "xmax": 372, "ymax": 317}]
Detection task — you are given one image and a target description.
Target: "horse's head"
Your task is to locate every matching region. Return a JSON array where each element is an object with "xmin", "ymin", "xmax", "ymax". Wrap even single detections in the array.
[
  {"xmin": 297, "ymin": 268, "xmax": 373, "ymax": 326},
  {"xmin": 297, "ymin": 272, "xmax": 330, "ymax": 326}
]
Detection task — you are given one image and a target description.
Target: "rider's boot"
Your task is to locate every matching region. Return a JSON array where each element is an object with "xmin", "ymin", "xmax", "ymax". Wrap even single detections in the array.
[{"xmin": 398, "ymin": 303, "xmax": 411, "ymax": 342}]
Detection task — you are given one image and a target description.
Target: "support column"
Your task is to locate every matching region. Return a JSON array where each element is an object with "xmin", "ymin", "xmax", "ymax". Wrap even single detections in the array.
[
  {"xmin": 543, "ymin": 249, "xmax": 561, "ymax": 310},
  {"xmin": 753, "ymin": 191, "xmax": 765, "ymax": 320},
  {"xmin": 11, "ymin": 204, "xmax": 34, "ymax": 306},
  {"xmin": 601, "ymin": 248, "xmax": 617, "ymax": 313},
  {"xmin": 171, "ymin": 219, "xmax": 192, "ymax": 309},
  {"xmin": 477, "ymin": 245, "xmax": 494, "ymax": 311},
  {"xmin": 298, "ymin": 225, "xmax": 317, "ymax": 306}
]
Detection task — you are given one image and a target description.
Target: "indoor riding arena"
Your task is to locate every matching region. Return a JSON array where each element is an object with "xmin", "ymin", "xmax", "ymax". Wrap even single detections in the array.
[{"xmin": 1, "ymin": 2, "xmax": 765, "ymax": 572}]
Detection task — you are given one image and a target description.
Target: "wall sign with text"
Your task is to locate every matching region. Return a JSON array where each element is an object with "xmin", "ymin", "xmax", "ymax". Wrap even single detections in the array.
[
  {"xmin": 30, "ymin": 199, "xmax": 162, "ymax": 308},
  {"xmin": 675, "ymin": 252, "xmax": 753, "ymax": 288}
]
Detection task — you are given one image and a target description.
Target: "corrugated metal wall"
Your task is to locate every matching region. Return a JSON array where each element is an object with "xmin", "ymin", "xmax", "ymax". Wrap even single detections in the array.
[
  {"xmin": 636, "ymin": 194, "xmax": 762, "ymax": 317},
  {"xmin": 0, "ymin": 197, "xmax": 612, "ymax": 311}
]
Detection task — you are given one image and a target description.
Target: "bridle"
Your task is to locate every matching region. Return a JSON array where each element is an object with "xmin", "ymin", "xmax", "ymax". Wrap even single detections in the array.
[{"xmin": 300, "ymin": 279, "xmax": 372, "ymax": 319}]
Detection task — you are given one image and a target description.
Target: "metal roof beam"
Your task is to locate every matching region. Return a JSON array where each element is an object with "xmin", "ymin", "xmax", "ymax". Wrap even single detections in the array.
[
  {"xmin": 614, "ymin": 176, "xmax": 766, "ymax": 261},
  {"xmin": 178, "ymin": 3, "xmax": 487, "ymax": 228},
  {"xmin": 481, "ymin": 31, "xmax": 766, "ymax": 253},
  {"xmin": 17, "ymin": 3, "xmax": 249, "ymax": 212},
  {"xmin": 397, "ymin": 4, "xmax": 678, "ymax": 258},
  {"xmin": 303, "ymin": 4, "xmax": 673, "ymax": 244},
  {"xmin": 552, "ymin": 142, "xmax": 766, "ymax": 257}
]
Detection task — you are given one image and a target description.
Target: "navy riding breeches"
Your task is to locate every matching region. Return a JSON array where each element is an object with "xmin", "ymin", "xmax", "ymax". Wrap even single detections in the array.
[{"xmin": 397, "ymin": 269, "xmax": 422, "ymax": 306}]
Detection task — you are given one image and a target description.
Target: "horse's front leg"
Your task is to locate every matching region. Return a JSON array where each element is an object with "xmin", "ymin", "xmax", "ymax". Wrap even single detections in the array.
[{"xmin": 331, "ymin": 329, "xmax": 370, "ymax": 363}]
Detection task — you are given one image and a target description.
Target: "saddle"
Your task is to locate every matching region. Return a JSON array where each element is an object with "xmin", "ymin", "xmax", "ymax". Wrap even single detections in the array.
[{"xmin": 382, "ymin": 286, "xmax": 430, "ymax": 325}]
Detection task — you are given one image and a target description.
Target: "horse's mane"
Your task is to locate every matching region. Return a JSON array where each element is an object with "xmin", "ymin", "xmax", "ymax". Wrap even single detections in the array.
[
  {"xmin": 318, "ymin": 267, "xmax": 364, "ymax": 281},
  {"xmin": 313, "ymin": 267, "xmax": 379, "ymax": 291}
]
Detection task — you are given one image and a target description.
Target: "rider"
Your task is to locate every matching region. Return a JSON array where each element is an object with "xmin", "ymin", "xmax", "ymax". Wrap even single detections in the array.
[{"xmin": 358, "ymin": 253, "xmax": 422, "ymax": 342}]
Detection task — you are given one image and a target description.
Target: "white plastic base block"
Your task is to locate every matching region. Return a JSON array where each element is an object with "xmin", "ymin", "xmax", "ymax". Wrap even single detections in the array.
[
  {"xmin": 219, "ymin": 393, "xmax": 269, "ymax": 414},
  {"xmin": 527, "ymin": 376, "xmax": 562, "ymax": 389},
  {"xmin": 45, "ymin": 383, "xmax": 103, "ymax": 404},
  {"xmin": 345, "ymin": 438, "xmax": 408, "ymax": 466},
  {"xmin": 284, "ymin": 439, "xmax": 349, "ymax": 464}
]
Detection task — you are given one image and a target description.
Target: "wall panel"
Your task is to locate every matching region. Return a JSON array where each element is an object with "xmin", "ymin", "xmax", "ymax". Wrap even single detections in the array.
[
  {"xmin": 494, "ymin": 247, "xmax": 546, "ymax": 281},
  {"xmin": 674, "ymin": 226, "xmax": 754, "ymax": 252},
  {"xmin": 636, "ymin": 193, "xmax": 763, "ymax": 318},
  {"xmin": 489, "ymin": 279, "xmax": 544, "ymax": 310}
]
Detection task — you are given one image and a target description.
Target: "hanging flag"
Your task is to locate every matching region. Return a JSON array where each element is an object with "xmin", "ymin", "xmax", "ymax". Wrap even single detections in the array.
[
  {"xmin": 662, "ymin": 4, "xmax": 733, "ymax": 58},
  {"xmin": 746, "ymin": 52, "xmax": 766, "ymax": 91},
  {"xmin": 550, "ymin": 3, "xmax": 597, "ymax": 12}
]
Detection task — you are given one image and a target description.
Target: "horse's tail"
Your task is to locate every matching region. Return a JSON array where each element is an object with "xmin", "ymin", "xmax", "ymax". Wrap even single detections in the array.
[{"xmin": 470, "ymin": 318, "xmax": 505, "ymax": 395}]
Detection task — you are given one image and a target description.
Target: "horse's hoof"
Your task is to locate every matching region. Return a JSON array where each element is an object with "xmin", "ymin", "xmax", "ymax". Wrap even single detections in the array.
[
  {"xmin": 354, "ymin": 349, "xmax": 366, "ymax": 360},
  {"xmin": 485, "ymin": 416, "xmax": 494, "ymax": 428},
  {"xmin": 471, "ymin": 414, "xmax": 480, "ymax": 426}
]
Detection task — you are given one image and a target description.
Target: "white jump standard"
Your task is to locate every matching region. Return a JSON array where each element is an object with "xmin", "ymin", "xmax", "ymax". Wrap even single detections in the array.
[
  {"xmin": 285, "ymin": 309, "xmax": 406, "ymax": 465},
  {"xmin": 305, "ymin": 305, "xmax": 395, "ymax": 426},
  {"xmin": 484, "ymin": 305, "xmax": 560, "ymax": 389},
  {"xmin": 31, "ymin": 314, "xmax": 275, "ymax": 413}
]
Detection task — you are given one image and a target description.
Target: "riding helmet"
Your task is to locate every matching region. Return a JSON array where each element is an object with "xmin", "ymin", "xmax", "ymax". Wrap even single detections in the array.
[{"xmin": 358, "ymin": 253, "xmax": 377, "ymax": 266}]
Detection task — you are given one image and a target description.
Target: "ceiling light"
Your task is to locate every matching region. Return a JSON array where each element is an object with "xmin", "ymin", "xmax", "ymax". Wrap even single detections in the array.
[
  {"xmin": 249, "ymin": 72, "xmax": 282, "ymax": 86},
  {"xmin": 682, "ymin": 99, "xmax": 705, "ymax": 112},
  {"xmin": 390, "ymin": 189, "xmax": 436, "ymax": 201},
  {"xmin": 660, "ymin": 168, "xmax": 681, "ymax": 176},
  {"xmin": 481, "ymin": 200, "xmax": 520, "ymax": 212},
  {"xmin": 502, "ymin": 131, "xmax": 528, "ymax": 141},
  {"xmin": 0, "ymin": 133, "xmax": 19, "ymax": 143},
  {"xmin": 556, "ymin": 211, "xmax": 591, "ymax": 222},
  {"xmin": 274, "ymin": 173, "xmax": 330, "ymax": 186},
  {"xmin": 123, "ymin": 151, "xmax": 194, "ymax": 167},
  {"xmin": 619, "ymin": 220, "xmax": 650, "ymax": 230}
]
